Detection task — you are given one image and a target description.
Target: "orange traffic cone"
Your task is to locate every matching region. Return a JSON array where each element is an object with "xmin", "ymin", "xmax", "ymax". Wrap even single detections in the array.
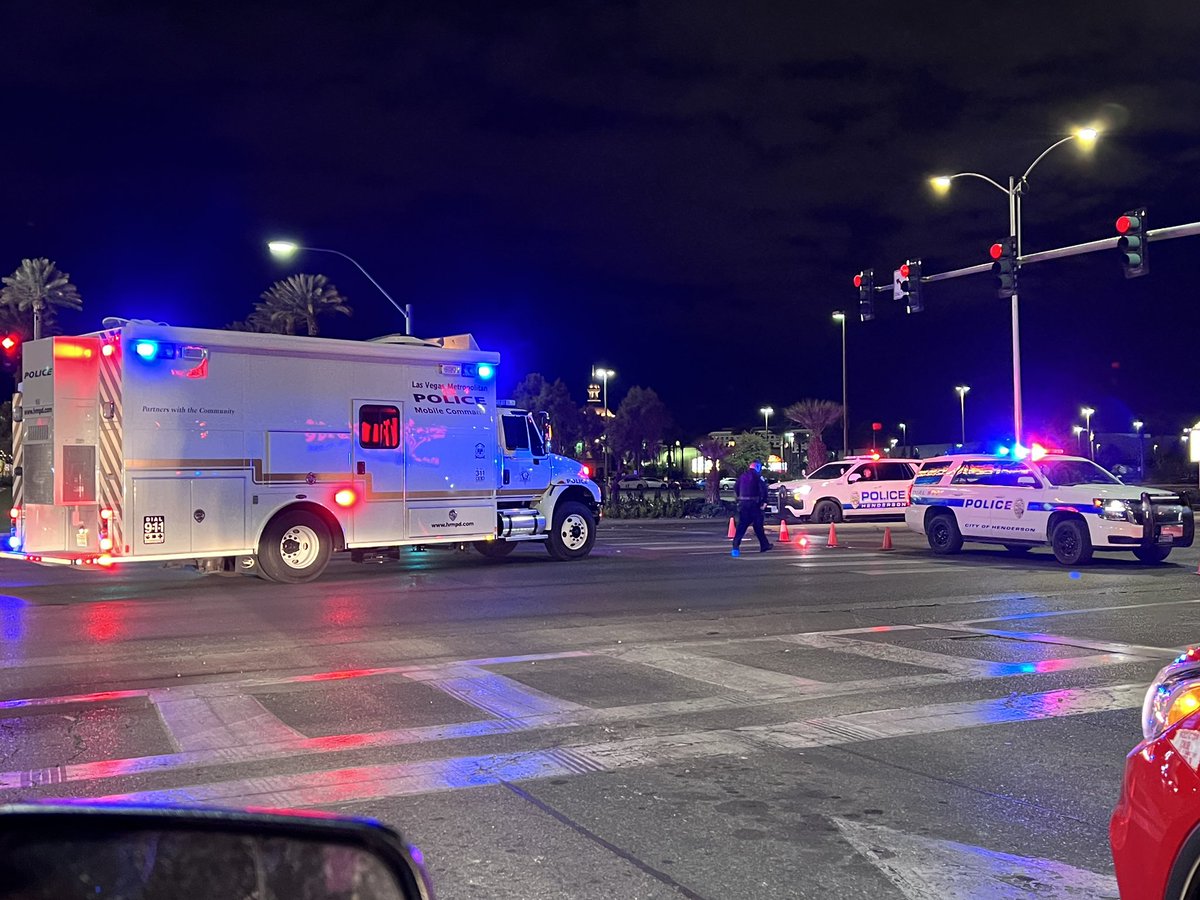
[
  {"xmin": 778, "ymin": 519, "xmax": 790, "ymax": 543},
  {"xmin": 826, "ymin": 522, "xmax": 838, "ymax": 548},
  {"xmin": 880, "ymin": 527, "xmax": 894, "ymax": 551},
  {"xmin": 728, "ymin": 517, "xmax": 737, "ymax": 539}
]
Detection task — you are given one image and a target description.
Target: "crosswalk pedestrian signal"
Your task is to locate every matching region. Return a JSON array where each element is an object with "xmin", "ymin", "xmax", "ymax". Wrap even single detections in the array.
[
  {"xmin": 854, "ymin": 269, "xmax": 875, "ymax": 322},
  {"xmin": 897, "ymin": 260, "xmax": 923, "ymax": 314},
  {"xmin": 1116, "ymin": 209, "xmax": 1149, "ymax": 278},
  {"xmin": 989, "ymin": 237, "xmax": 1018, "ymax": 299}
]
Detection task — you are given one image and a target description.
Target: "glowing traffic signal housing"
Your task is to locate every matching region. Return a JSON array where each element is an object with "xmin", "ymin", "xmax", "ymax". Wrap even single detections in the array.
[
  {"xmin": 1116, "ymin": 208, "xmax": 1149, "ymax": 278},
  {"xmin": 990, "ymin": 237, "xmax": 1018, "ymax": 299},
  {"xmin": 854, "ymin": 269, "xmax": 875, "ymax": 322},
  {"xmin": 898, "ymin": 260, "xmax": 923, "ymax": 314}
]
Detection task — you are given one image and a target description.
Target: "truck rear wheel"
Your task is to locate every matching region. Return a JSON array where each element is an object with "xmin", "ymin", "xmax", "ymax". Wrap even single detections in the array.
[
  {"xmin": 546, "ymin": 501, "xmax": 596, "ymax": 560},
  {"xmin": 257, "ymin": 510, "xmax": 332, "ymax": 583},
  {"xmin": 474, "ymin": 539, "xmax": 518, "ymax": 560}
]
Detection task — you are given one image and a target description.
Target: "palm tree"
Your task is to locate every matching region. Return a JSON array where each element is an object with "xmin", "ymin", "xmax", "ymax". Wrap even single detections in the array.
[
  {"xmin": 784, "ymin": 399, "xmax": 843, "ymax": 472},
  {"xmin": 696, "ymin": 437, "xmax": 735, "ymax": 504},
  {"xmin": 257, "ymin": 274, "xmax": 351, "ymax": 337},
  {"xmin": 0, "ymin": 258, "xmax": 83, "ymax": 339}
]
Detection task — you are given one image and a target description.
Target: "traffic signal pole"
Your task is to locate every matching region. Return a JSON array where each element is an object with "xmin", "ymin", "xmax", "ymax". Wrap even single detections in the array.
[{"xmin": 1010, "ymin": 176, "xmax": 1023, "ymax": 446}]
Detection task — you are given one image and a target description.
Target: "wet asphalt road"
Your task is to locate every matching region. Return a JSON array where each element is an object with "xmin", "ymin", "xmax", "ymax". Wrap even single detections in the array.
[{"xmin": 2, "ymin": 518, "xmax": 1197, "ymax": 898}]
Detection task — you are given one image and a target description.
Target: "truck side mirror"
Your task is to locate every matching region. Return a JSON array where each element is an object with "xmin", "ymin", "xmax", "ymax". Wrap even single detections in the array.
[{"xmin": 534, "ymin": 411, "xmax": 552, "ymax": 452}]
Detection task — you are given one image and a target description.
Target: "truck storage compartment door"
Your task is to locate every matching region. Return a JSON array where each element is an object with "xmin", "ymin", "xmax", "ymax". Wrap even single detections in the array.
[
  {"xmin": 131, "ymin": 479, "xmax": 192, "ymax": 555},
  {"xmin": 191, "ymin": 478, "xmax": 246, "ymax": 553}
]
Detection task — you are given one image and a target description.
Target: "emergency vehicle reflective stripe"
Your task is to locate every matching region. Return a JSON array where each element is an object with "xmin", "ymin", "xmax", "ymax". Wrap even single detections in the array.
[
  {"xmin": 10, "ymin": 395, "xmax": 22, "ymax": 513},
  {"xmin": 910, "ymin": 497, "xmax": 966, "ymax": 507},
  {"xmin": 1026, "ymin": 502, "xmax": 1101, "ymax": 515},
  {"xmin": 97, "ymin": 331, "xmax": 124, "ymax": 552}
]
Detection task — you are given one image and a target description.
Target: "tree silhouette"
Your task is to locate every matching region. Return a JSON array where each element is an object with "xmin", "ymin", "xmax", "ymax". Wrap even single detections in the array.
[
  {"xmin": 256, "ymin": 274, "xmax": 351, "ymax": 336},
  {"xmin": 784, "ymin": 399, "xmax": 843, "ymax": 470},
  {"xmin": 0, "ymin": 258, "xmax": 83, "ymax": 339}
]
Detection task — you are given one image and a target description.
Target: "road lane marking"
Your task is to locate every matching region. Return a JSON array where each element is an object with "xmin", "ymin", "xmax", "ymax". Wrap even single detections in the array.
[
  {"xmin": 88, "ymin": 682, "xmax": 1143, "ymax": 808},
  {"xmin": 936, "ymin": 624, "xmax": 1179, "ymax": 658},
  {"xmin": 598, "ymin": 645, "xmax": 825, "ymax": 693},
  {"xmin": 834, "ymin": 817, "xmax": 1118, "ymax": 899},
  {"xmin": 150, "ymin": 691, "xmax": 306, "ymax": 753}
]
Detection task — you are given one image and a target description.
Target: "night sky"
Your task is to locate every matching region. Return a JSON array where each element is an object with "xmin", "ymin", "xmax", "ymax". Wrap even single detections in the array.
[{"xmin": 4, "ymin": 1, "xmax": 1200, "ymax": 447}]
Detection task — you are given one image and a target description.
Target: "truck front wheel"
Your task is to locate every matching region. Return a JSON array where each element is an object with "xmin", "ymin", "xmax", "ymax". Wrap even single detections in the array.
[
  {"xmin": 546, "ymin": 501, "xmax": 596, "ymax": 561},
  {"xmin": 257, "ymin": 510, "xmax": 332, "ymax": 583}
]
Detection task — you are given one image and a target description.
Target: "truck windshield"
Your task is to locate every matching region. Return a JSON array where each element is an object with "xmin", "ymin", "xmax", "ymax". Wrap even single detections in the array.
[
  {"xmin": 1036, "ymin": 459, "xmax": 1121, "ymax": 487},
  {"xmin": 528, "ymin": 414, "xmax": 547, "ymax": 456}
]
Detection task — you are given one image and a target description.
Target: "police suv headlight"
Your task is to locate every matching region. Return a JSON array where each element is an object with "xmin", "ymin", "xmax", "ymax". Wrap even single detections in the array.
[
  {"xmin": 1143, "ymin": 649, "xmax": 1200, "ymax": 740},
  {"xmin": 1096, "ymin": 498, "xmax": 1137, "ymax": 522},
  {"xmin": 798, "ymin": 485, "xmax": 812, "ymax": 496},
  {"xmin": 792, "ymin": 488, "xmax": 805, "ymax": 501}
]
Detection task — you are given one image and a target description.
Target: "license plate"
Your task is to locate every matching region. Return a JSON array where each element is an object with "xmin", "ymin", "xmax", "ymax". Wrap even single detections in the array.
[{"xmin": 1162, "ymin": 524, "xmax": 1184, "ymax": 538}]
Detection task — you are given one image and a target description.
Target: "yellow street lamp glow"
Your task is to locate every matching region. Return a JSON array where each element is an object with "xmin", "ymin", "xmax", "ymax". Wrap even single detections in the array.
[
  {"xmin": 931, "ymin": 176, "xmax": 953, "ymax": 192},
  {"xmin": 1075, "ymin": 127, "xmax": 1099, "ymax": 144},
  {"xmin": 267, "ymin": 240, "xmax": 299, "ymax": 257}
]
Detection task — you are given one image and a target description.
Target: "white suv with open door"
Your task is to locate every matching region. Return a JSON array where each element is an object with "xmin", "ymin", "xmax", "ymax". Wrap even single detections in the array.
[
  {"xmin": 905, "ymin": 452, "xmax": 1194, "ymax": 565},
  {"xmin": 770, "ymin": 456, "xmax": 918, "ymax": 524}
]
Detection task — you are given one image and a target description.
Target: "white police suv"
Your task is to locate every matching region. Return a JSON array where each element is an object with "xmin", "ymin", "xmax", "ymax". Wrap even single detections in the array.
[
  {"xmin": 905, "ymin": 451, "xmax": 1194, "ymax": 565},
  {"xmin": 770, "ymin": 456, "xmax": 918, "ymax": 524}
]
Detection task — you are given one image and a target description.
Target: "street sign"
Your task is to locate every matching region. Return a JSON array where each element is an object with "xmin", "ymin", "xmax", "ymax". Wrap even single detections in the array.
[{"xmin": 892, "ymin": 269, "xmax": 904, "ymax": 300}]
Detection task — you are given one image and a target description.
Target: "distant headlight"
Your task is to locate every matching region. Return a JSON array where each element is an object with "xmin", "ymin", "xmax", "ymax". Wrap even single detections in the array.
[{"xmin": 1143, "ymin": 649, "xmax": 1200, "ymax": 740}]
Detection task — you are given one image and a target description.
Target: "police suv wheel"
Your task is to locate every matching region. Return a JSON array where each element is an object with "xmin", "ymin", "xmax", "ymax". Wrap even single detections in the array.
[
  {"xmin": 474, "ymin": 539, "xmax": 518, "ymax": 560},
  {"xmin": 1050, "ymin": 518, "xmax": 1093, "ymax": 566},
  {"xmin": 1133, "ymin": 545, "xmax": 1172, "ymax": 564},
  {"xmin": 547, "ymin": 501, "xmax": 596, "ymax": 561},
  {"xmin": 257, "ymin": 510, "xmax": 332, "ymax": 583},
  {"xmin": 926, "ymin": 512, "xmax": 963, "ymax": 555},
  {"xmin": 813, "ymin": 500, "xmax": 842, "ymax": 524}
]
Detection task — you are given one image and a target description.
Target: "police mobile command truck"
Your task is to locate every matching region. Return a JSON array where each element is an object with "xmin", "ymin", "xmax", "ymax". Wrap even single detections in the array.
[
  {"xmin": 5, "ymin": 321, "xmax": 601, "ymax": 583},
  {"xmin": 905, "ymin": 451, "xmax": 1194, "ymax": 565},
  {"xmin": 770, "ymin": 455, "xmax": 917, "ymax": 524}
]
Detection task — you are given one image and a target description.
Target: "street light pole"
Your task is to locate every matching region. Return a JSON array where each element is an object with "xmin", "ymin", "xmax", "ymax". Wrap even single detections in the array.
[
  {"xmin": 833, "ymin": 311, "xmax": 847, "ymax": 456},
  {"xmin": 760, "ymin": 406, "xmax": 773, "ymax": 448},
  {"xmin": 267, "ymin": 241, "xmax": 413, "ymax": 335},
  {"xmin": 930, "ymin": 127, "xmax": 1099, "ymax": 446},
  {"xmin": 1072, "ymin": 425, "xmax": 1084, "ymax": 454},
  {"xmin": 955, "ymin": 385, "xmax": 970, "ymax": 444},
  {"xmin": 1133, "ymin": 419, "xmax": 1145, "ymax": 479},
  {"xmin": 898, "ymin": 422, "xmax": 907, "ymax": 456},
  {"xmin": 1082, "ymin": 406, "xmax": 1095, "ymax": 460},
  {"xmin": 595, "ymin": 368, "xmax": 615, "ymax": 483}
]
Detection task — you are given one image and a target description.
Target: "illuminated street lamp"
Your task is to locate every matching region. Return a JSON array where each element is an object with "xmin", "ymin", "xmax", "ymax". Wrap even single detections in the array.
[
  {"xmin": 955, "ymin": 385, "xmax": 970, "ymax": 444},
  {"xmin": 1072, "ymin": 425, "xmax": 1084, "ymax": 453},
  {"xmin": 1133, "ymin": 419, "xmax": 1145, "ymax": 478},
  {"xmin": 1081, "ymin": 406, "xmax": 1095, "ymax": 460},
  {"xmin": 594, "ymin": 367, "xmax": 615, "ymax": 482},
  {"xmin": 832, "ymin": 311, "xmax": 848, "ymax": 455},
  {"xmin": 268, "ymin": 240, "xmax": 412, "ymax": 335},
  {"xmin": 929, "ymin": 124, "xmax": 1101, "ymax": 446},
  {"xmin": 760, "ymin": 406, "xmax": 773, "ymax": 435},
  {"xmin": 898, "ymin": 422, "xmax": 907, "ymax": 456}
]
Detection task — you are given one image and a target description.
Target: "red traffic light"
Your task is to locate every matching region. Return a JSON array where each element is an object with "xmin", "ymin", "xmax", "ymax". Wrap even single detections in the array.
[
  {"xmin": 1115, "ymin": 214, "xmax": 1139, "ymax": 234},
  {"xmin": 853, "ymin": 273, "xmax": 863, "ymax": 288},
  {"xmin": 989, "ymin": 243, "xmax": 1005, "ymax": 260},
  {"xmin": 899, "ymin": 264, "xmax": 910, "ymax": 278},
  {"xmin": 1, "ymin": 335, "xmax": 17, "ymax": 352}
]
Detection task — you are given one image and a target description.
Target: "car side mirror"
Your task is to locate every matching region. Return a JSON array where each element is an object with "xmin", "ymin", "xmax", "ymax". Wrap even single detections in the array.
[
  {"xmin": 0, "ymin": 804, "xmax": 432, "ymax": 900},
  {"xmin": 847, "ymin": 473, "xmax": 860, "ymax": 483}
]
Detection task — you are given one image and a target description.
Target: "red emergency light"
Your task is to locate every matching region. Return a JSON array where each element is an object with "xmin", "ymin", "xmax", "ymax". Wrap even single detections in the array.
[
  {"xmin": 1, "ymin": 335, "xmax": 16, "ymax": 352},
  {"xmin": 853, "ymin": 273, "xmax": 863, "ymax": 288}
]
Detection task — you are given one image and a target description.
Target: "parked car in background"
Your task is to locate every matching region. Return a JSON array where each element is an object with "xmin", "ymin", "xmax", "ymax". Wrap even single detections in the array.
[
  {"xmin": 719, "ymin": 477, "xmax": 736, "ymax": 491},
  {"xmin": 618, "ymin": 474, "xmax": 667, "ymax": 490},
  {"xmin": 770, "ymin": 456, "xmax": 917, "ymax": 524}
]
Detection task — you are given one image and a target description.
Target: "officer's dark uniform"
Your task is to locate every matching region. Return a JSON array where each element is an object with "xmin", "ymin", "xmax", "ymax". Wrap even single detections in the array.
[{"xmin": 732, "ymin": 462, "xmax": 771, "ymax": 554}]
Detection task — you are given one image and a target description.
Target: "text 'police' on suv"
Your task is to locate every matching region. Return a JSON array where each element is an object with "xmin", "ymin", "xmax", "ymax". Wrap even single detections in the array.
[{"xmin": 769, "ymin": 456, "xmax": 918, "ymax": 524}]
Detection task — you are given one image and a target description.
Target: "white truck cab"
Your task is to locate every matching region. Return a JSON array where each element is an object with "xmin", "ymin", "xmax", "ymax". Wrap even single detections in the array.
[
  {"xmin": 770, "ymin": 455, "xmax": 917, "ymax": 524},
  {"xmin": 905, "ymin": 451, "xmax": 1194, "ymax": 565}
]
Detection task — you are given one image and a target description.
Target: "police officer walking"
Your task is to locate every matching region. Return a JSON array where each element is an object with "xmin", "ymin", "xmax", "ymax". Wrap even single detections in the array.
[{"xmin": 731, "ymin": 458, "xmax": 772, "ymax": 556}]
